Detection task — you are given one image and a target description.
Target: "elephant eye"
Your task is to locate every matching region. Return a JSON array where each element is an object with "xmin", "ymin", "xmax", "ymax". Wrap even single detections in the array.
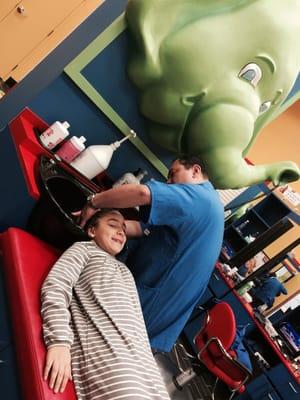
[
  {"xmin": 239, "ymin": 63, "xmax": 262, "ymax": 87},
  {"xmin": 259, "ymin": 101, "xmax": 271, "ymax": 114}
]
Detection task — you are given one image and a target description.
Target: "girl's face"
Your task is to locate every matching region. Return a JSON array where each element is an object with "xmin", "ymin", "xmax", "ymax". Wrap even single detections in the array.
[{"xmin": 88, "ymin": 211, "xmax": 126, "ymax": 256}]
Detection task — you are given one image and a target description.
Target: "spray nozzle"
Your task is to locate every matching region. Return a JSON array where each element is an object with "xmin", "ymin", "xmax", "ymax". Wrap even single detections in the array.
[{"xmin": 111, "ymin": 129, "xmax": 137, "ymax": 149}]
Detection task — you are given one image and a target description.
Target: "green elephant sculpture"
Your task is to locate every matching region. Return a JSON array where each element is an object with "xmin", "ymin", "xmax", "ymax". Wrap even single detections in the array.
[{"xmin": 126, "ymin": 0, "xmax": 300, "ymax": 189}]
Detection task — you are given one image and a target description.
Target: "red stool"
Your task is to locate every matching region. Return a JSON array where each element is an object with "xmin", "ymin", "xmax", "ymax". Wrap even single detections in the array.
[{"xmin": 194, "ymin": 301, "xmax": 251, "ymax": 399}]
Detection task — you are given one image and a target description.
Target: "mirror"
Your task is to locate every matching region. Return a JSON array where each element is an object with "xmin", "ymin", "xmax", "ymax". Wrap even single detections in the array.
[
  {"xmin": 267, "ymin": 291, "xmax": 300, "ymax": 358},
  {"xmin": 234, "ymin": 240, "xmax": 300, "ymax": 316}
]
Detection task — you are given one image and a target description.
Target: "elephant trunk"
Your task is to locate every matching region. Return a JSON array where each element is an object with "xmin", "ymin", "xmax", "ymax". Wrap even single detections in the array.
[
  {"xmin": 206, "ymin": 156, "xmax": 300, "ymax": 189},
  {"xmin": 183, "ymin": 103, "xmax": 300, "ymax": 189}
]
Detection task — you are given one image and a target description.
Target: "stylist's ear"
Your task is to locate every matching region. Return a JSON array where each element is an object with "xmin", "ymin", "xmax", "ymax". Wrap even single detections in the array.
[{"xmin": 192, "ymin": 164, "xmax": 201, "ymax": 178}]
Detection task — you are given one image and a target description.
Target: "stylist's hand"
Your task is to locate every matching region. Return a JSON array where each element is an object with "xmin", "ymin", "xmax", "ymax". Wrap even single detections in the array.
[
  {"xmin": 44, "ymin": 346, "xmax": 72, "ymax": 393},
  {"xmin": 73, "ymin": 204, "xmax": 97, "ymax": 228}
]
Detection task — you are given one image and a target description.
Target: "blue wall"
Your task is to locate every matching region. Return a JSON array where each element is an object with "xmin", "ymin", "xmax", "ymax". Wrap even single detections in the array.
[{"xmin": 28, "ymin": 31, "xmax": 173, "ymax": 183}]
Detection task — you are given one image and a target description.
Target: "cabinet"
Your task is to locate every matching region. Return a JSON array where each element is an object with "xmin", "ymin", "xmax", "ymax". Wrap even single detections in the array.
[
  {"xmin": 222, "ymin": 194, "xmax": 293, "ymax": 267},
  {"xmin": 208, "ymin": 268, "xmax": 231, "ymax": 298},
  {"xmin": 0, "ymin": 0, "xmax": 103, "ymax": 82},
  {"xmin": 267, "ymin": 364, "xmax": 300, "ymax": 400},
  {"xmin": 245, "ymin": 375, "xmax": 281, "ymax": 400}
]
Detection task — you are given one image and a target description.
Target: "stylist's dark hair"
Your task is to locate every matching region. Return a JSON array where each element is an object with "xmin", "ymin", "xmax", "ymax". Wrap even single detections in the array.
[
  {"xmin": 84, "ymin": 209, "xmax": 121, "ymax": 232},
  {"xmin": 175, "ymin": 155, "xmax": 208, "ymax": 176}
]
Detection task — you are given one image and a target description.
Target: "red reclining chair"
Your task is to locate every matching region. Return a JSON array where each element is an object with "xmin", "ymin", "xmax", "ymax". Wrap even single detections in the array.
[
  {"xmin": 194, "ymin": 301, "xmax": 251, "ymax": 400},
  {"xmin": 0, "ymin": 227, "xmax": 76, "ymax": 400}
]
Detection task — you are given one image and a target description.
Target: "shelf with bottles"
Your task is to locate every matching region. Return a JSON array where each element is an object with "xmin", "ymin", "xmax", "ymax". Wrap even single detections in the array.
[
  {"xmin": 222, "ymin": 227, "xmax": 248, "ymax": 256},
  {"xmin": 222, "ymin": 215, "xmax": 267, "ymax": 258},
  {"xmin": 8, "ymin": 107, "xmax": 101, "ymax": 199},
  {"xmin": 222, "ymin": 192, "xmax": 292, "ymax": 264},
  {"xmin": 233, "ymin": 210, "xmax": 270, "ymax": 239}
]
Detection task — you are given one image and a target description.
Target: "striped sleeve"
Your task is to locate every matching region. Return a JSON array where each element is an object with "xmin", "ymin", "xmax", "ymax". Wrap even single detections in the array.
[{"xmin": 41, "ymin": 242, "xmax": 89, "ymax": 348}]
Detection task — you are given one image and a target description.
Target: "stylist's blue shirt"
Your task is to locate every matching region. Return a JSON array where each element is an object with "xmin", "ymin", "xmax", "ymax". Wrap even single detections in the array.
[{"xmin": 127, "ymin": 180, "xmax": 224, "ymax": 352}]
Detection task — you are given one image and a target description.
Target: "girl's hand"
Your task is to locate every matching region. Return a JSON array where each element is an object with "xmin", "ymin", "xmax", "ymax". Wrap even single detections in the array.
[{"xmin": 44, "ymin": 346, "xmax": 72, "ymax": 393}]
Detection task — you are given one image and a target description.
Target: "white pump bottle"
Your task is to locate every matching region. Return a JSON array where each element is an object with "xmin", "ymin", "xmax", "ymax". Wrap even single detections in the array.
[{"xmin": 71, "ymin": 130, "xmax": 136, "ymax": 179}]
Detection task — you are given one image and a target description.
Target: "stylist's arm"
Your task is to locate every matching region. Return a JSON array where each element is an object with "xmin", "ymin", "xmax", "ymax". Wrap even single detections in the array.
[{"xmin": 74, "ymin": 184, "xmax": 151, "ymax": 228}]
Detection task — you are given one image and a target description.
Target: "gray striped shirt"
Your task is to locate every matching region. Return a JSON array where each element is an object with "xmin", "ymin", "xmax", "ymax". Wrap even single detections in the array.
[{"xmin": 41, "ymin": 241, "xmax": 170, "ymax": 400}]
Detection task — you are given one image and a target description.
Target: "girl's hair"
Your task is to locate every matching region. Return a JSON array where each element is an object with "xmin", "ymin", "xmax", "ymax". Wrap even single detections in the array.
[{"xmin": 84, "ymin": 209, "xmax": 122, "ymax": 231}]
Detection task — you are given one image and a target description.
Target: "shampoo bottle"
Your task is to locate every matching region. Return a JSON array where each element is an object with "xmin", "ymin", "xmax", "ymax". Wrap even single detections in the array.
[
  {"xmin": 71, "ymin": 130, "xmax": 136, "ymax": 179},
  {"xmin": 39, "ymin": 121, "xmax": 70, "ymax": 150},
  {"xmin": 55, "ymin": 136, "xmax": 86, "ymax": 163}
]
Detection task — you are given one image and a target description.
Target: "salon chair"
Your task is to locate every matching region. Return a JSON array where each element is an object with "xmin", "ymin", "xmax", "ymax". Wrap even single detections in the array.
[
  {"xmin": 193, "ymin": 301, "xmax": 251, "ymax": 400},
  {"xmin": 0, "ymin": 227, "xmax": 76, "ymax": 400}
]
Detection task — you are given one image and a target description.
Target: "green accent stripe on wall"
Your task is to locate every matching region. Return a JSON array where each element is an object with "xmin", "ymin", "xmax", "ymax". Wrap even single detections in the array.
[{"xmin": 64, "ymin": 13, "xmax": 168, "ymax": 178}]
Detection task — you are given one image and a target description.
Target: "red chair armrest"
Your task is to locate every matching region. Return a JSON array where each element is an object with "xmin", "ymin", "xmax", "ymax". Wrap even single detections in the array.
[{"xmin": 0, "ymin": 227, "xmax": 76, "ymax": 400}]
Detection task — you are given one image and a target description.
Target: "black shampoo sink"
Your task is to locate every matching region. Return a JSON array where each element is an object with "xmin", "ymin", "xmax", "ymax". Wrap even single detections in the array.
[{"xmin": 28, "ymin": 156, "xmax": 95, "ymax": 250}]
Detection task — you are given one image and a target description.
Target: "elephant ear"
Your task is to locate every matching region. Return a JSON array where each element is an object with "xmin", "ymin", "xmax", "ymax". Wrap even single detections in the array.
[
  {"xmin": 126, "ymin": 0, "xmax": 259, "ymax": 86},
  {"xmin": 242, "ymin": 93, "xmax": 300, "ymax": 157}
]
